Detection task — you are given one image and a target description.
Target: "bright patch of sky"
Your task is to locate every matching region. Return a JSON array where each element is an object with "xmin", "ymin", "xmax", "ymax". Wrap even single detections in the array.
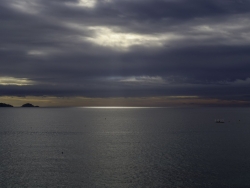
[
  {"xmin": 120, "ymin": 76, "xmax": 165, "ymax": 84},
  {"xmin": 191, "ymin": 16, "xmax": 250, "ymax": 45},
  {"xmin": 27, "ymin": 50, "xmax": 47, "ymax": 56},
  {"xmin": 0, "ymin": 77, "xmax": 35, "ymax": 86},
  {"xmin": 65, "ymin": 0, "xmax": 112, "ymax": 8},
  {"xmin": 85, "ymin": 26, "xmax": 179, "ymax": 50},
  {"xmin": 9, "ymin": 0, "xmax": 41, "ymax": 14}
]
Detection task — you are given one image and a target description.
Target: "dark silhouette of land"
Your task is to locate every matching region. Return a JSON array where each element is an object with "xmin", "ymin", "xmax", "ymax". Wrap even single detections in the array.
[
  {"xmin": 0, "ymin": 103, "xmax": 13, "ymax": 107},
  {"xmin": 21, "ymin": 103, "xmax": 39, "ymax": 107}
]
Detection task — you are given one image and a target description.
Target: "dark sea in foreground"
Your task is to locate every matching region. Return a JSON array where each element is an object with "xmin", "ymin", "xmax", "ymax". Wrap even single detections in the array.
[{"xmin": 1, "ymin": 107, "xmax": 250, "ymax": 188}]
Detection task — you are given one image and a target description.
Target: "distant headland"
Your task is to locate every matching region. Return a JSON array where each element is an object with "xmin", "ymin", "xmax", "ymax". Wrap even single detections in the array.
[
  {"xmin": 21, "ymin": 103, "xmax": 39, "ymax": 107},
  {"xmin": 0, "ymin": 103, "xmax": 13, "ymax": 107},
  {"xmin": 0, "ymin": 103, "xmax": 39, "ymax": 107}
]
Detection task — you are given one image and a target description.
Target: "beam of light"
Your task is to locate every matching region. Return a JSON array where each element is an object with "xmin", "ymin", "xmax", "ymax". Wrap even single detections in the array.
[{"xmin": 0, "ymin": 77, "xmax": 35, "ymax": 86}]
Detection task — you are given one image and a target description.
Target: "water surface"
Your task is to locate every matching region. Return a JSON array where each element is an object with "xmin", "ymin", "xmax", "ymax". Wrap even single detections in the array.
[{"xmin": 1, "ymin": 107, "xmax": 250, "ymax": 187}]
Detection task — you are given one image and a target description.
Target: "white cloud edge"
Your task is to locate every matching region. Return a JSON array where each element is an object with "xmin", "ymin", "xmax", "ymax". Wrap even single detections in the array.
[{"xmin": 0, "ymin": 77, "xmax": 35, "ymax": 86}]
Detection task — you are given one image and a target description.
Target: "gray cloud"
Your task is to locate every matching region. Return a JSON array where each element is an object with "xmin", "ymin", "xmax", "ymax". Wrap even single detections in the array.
[{"xmin": 1, "ymin": 0, "xmax": 250, "ymax": 104}]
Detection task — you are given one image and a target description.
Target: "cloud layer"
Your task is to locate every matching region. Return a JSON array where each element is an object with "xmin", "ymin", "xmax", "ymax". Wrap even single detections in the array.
[{"xmin": 1, "ymin": 0, "xmax": 250, "ymax": 105}]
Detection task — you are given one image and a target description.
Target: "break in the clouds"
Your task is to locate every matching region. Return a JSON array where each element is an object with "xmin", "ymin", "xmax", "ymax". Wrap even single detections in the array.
[
  {"xmin": 1, "ymin": 0, "xmax": 250, "ymax": 106},
  {"xmin": 0, "ymin": 77, "xmax": 34, "ymax": 86}
]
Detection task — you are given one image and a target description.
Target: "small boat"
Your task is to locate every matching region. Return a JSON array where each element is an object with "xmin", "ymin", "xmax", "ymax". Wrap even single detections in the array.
[{"xmin": 215, "ymin": 119, "xmax": 224, "ymax": 123}]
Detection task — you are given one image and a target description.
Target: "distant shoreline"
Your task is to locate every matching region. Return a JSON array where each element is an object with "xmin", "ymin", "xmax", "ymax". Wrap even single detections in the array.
[
  {"xmin": 0, "ymin": 103, "xmax": 39, "ymax": 108},
  {"xmin": 0, "ymin": 103, "xmax": 13, "ymax": 107}
]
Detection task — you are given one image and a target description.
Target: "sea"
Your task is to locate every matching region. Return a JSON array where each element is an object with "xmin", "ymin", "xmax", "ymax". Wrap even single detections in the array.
[{"xmin": 1, "ymin": 107, "xmax": 250, "ymax": 188}]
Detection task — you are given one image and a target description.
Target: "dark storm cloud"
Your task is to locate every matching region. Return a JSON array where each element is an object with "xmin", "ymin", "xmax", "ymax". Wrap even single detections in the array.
[{"xmin": 1, "ymin": 0, "xmax": 250, "ymax": 102}]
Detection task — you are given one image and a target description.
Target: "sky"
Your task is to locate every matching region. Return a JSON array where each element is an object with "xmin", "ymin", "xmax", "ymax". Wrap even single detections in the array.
[{"xmin": 1, "ymin": 0, "xmax": 250, "ymax": 107}]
